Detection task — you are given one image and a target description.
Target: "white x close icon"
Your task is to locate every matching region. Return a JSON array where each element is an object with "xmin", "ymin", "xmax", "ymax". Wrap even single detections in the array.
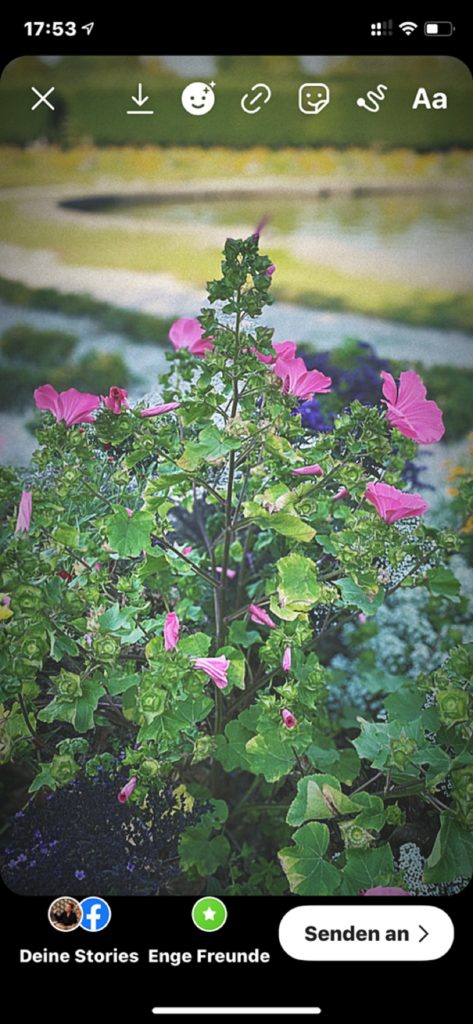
[{"xmin": 31, "ymin": 86, "xmax": 55, "ymax": 111}]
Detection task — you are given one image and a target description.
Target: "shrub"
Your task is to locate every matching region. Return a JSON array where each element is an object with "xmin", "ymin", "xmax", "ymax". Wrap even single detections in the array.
[
  {"xmin": 0, "ymin": 232, "xmax": 471, "ymax": 895},
  {"xmin": 0, "ymin": 323, "xmax": 77, "ymax": 366}
]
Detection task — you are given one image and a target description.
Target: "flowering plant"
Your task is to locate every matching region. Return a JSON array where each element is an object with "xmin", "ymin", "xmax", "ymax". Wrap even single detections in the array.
[{"xmin": 1, "ymin": 233, "xmax": 471, "ymax": 895}]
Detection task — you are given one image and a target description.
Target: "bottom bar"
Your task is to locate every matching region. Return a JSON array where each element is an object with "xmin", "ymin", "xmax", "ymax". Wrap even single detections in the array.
[{"xmin": 152, "ymin": 1010, "xmax": 321, "ymax": 1016}]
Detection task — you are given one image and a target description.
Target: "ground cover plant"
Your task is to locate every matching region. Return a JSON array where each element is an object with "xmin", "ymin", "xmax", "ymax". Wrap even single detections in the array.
[{"xmin": 1, "ymin": 232, "xmax": 472, "ymax": 895}]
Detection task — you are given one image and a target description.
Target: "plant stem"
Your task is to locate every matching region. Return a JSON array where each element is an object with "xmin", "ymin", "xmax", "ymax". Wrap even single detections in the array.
[{"xmin": 158, "ymin": 537, "xmax": 218, "ymax": 588}]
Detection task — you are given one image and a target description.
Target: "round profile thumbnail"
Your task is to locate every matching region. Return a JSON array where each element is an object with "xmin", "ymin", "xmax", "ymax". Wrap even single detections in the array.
[{"xmin": 48, "ymin": 896, "xmax": 82, "ymax": 932}]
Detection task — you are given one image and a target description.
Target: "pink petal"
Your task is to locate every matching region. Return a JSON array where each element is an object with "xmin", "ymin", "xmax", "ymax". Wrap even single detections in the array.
[
  {"xmin": 362, "ymin": 887, "xmax": 410, "ymax": 896},
  {"xmin": 192, "ymin": 656, "xmax": 230, "ymax": 689},
  {"xmin": 273, "ymin": 355, "xmax": 332, "ymax": 400},
  {"xmin": 381, "ymin": 370, "xmax": 445, "ymax": 445},
  {"xmin": 364, "ymin": 481, "xmax": 429, "ymax": 523},
  {"xmin": 216, "ymin": 566, "xmax": 237, "ymax": 579},
  {"xmin": 164, "ymin": 612, "xmax": 180, "ymax": 652},
  {"xmin": 15, "ymin": 490, "xmax": 32, "ymax": 533},
  {"xmin": 282, "ymin": 646, "xmax": 292, "ymax": 672},
  {"xmin": 292, "ymin": 464, "xmax": 324, "ymax": 476},
  {"xmin": 281, "ymin": 707, "xmax": 296, "ymax": 728},
  {"xmin": 169, "ymin": 318, "xmax": 214, "ymax": 356},
  {"xmin": 248, "ymin": 604, "xmax": 276, "ymax": 628},
  {"xmin": 181, "ymin": 545, "xmax": 193, "ymax": 556},
  {"xmin": 117, "ymin": 776, "xmax": 137, "ymax": 804},
  {"xmin": 34, "ymin": 384, "xmax": 62, "ymax": 418},
  {"xmin": 333, "ymin": 487, "xmax": 350, "ymax": 501},
  {"xmin": 140, "ymin": 402, "xmax": 181, "ymax": 418},
  {"xmin": 58, "ymin": 388, "xmax": 100, "ymax": 427}
]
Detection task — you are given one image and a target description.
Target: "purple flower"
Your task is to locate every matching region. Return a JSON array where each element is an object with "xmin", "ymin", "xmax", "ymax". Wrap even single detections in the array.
[{"xmin": 75, "ymin": 869, "xmax": 86, "ymax": 880}]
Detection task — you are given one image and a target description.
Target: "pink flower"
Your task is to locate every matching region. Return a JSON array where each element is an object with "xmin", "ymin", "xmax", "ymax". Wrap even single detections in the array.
[
  {"xmin": 358, "ymin": 612, "xmax": 367, "ymax": 624},
  {"xmin": 117, "ymin": 776, "xmax": 137, "ymax": 804},
  {"xmin": 216, "ymin": 566, "xmax": 237, "ymax": 579},
  {"xmin": 34, "ymin": 385, "xmax": 100, "ymax": 426},
  {"xmin": 248, "ymin": 604, "xmax": 276, "ymax": 628},
  {"xmin": 381, "ymin": 370, "xmax": 445, "ymax": 445},
  {"xmin": 164, "ymin": 612, "xmax": 180, "ymax": 652},
  {"xmin": 273, "ymin": 354, "xmax": 332, "ymax": 400},
  {"xmin": 15, "ymin": 491, "xmax": 32, "ymax": 533},
  {"xmin": 266, "ymin": 263, "xmax": 276, "ymax": 277},
  {"xmin": 84, "ymin": 633, "xmax": 93, "ymax": 647},
  {"xmin": 362, "ymin": 887, "xmax": 410, "ymax": 896},
  {"xmin": 253, "ymin": 216, "xmax": 270, "ymax": 238},
  {"xmin": 281, "ymin": 708, "xmax": 297, "ymax": 728},
  {"xmin": 181, "ymin": 545, "xmax": 193, "ymax": 556},
  {"xmin": 292, "ymin": 464, "xmax": 324, "ymax": 477},
  {"xmin": 2, "ymin": 595, "xmax": 11, "ymax": 607},
  {"xmin": 140, "ymin": 402, "xmax": 181, "ymax": 418},
  {"xmin": 125, "ymin": 507, "xmax": 133, "ymax": 518},
  {"xmin": 192, "ymin": 656, "xmax": 230, "ymax": 689},
  {"xmin": 333, "ymin": 487, "xmax": 350, "ymax": 501},
  {"xmin": 365, "ymin": 481, "xmax": 429, "ymax": 524},
  {"xmin": 282, "ymin": 646, "xmax": 292, "ymax": 672},
  {"xmin": 251, "ymin": 340, "xmax": 298, "ymax": 365},
  {"xmin": 169, "ymin": 318, "xmax": 214, "ymax": 356},
  {"xmin": 101, "ymin": 386, "xmax": 128, "ymax": 414}
]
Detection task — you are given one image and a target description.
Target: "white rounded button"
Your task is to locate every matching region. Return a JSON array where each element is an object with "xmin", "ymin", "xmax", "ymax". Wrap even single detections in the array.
[{"xmin": 279, "ymin": 905, "xmax": 454, "ymax": 961}]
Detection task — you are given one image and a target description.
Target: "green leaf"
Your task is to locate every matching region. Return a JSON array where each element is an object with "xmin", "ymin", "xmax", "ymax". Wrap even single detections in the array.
[
  {"xmin": 179, "ymin": 632, "xmax": 212, "ymax": 658},
  {"xmin": 38, "ymin": 679, "xmax": 105, "ymax": 733},
  {"xmin": 286, "ymin": 774, "xmax": 361, "ymax": 826},
  {"xmin": 106, "ymin": 672, "xmax": 141, "ymax": 696},
  {"xmin": 179, "ymin": 817, "xmax": 230, "ymax": 876},
  {"xmin": 352, "ymin": 718, "xmax": 391, "ymax": 770},
  {"xmin": 385, "ymin": 688, "xmax": 425, "ymax": 723},
  {"xmin": 245, "ymin": 731, "xmax": 295, "ymax": 782},
  {"xmin": 424, "ymin": 815, "xmax": 473, "ymax": 884},
  {"xmin": 53, "ymin": 523, "xmax": 80, "ymax": 548},
  {"xmin": 340, "ymin": 845, "xmax": 394, "ymax": 895},
  {"xmin": 278, "ymin": 822, "xmax": 341, "ymax": 896},
  {"xmin": 249, "ymin": 510, "xmax": 315, "ymax": 543},
  {"xmin": 107, "ymin": 507, "xmax": 154, "ymax": 557},
  {"xmin": 337, "ymin": 578, "xmax": 384, "ymax": 614},
  {"xmin": 29, "ymin": 765, "xmax": 58, "ymax": 793},
  {"xmin": 228, "ymin": 621, "xmax": 261, "ymax": 648},
  {"xmin": 216, "ymin": 645, "xmax": 246, "ymax": 690},
  {"xmin": 215, "ymin": 718, "xmax": 253, "ymax": 772},
  {"xmin": 273, "ymin": 552, "xmax": 321, "ymax": 620},
  {"xmin": 350, "ymin": 792, "xmax": 386, "ymax": 831},
  {"xmin": 49, "ymin": 631, "xmax": 80, "ymax": 661},
  {"xmin": 177, "ymin": 424, "xmax": 239, "ymax": 471},
  {"xmin": 426, "ymin": 567, "xmax": 461, "ymax": 602}
]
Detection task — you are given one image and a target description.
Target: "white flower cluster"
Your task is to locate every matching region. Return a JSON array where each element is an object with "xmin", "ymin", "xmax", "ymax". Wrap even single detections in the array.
[{"xmin": 397, "ymin": 842, "xmax": 468, "ymax": 896}]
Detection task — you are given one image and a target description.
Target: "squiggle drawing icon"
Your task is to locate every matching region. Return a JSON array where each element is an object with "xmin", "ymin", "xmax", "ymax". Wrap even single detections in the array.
[{"xmin": 356, "ymin": 84, "xmax": 388, "ymax": 112}]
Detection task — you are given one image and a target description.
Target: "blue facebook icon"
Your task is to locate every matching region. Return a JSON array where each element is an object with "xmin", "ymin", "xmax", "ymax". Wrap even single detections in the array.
[{"xmin": 79, "ymin": 897, "xmax": 112, "ymax": 932}]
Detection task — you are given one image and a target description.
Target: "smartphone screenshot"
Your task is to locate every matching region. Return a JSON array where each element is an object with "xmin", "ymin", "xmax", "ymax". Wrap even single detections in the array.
[{"xmin": 0, "ymin": 13, "xmax": 471, "ymax": 1021}]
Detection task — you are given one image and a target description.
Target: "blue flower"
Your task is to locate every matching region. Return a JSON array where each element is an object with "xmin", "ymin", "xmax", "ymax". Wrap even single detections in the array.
[{"xmin": 75, "ymin": 870, "xmax": 86, "ymax": 880}]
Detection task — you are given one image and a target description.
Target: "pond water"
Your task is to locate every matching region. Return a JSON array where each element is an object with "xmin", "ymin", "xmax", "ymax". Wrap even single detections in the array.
[{"xmin": 92, "ymin": 192, "xmax": 473, "ymax": 288}]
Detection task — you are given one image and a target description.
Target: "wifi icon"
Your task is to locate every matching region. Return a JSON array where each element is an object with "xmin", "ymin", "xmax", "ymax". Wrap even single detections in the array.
[{"xmin": 399, "ymin": 21, "xmax": 418, "ymax": 35}]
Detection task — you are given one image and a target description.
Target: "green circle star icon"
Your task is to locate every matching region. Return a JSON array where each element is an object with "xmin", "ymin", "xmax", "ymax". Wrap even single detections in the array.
[{"xmin": 191, "ymin": 897, "xmax": 227, "ymax": 932}]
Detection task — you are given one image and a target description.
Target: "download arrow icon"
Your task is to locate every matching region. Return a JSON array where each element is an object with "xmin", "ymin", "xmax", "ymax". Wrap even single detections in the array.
[
  {"xmin": 127, "ymin": 84, "xmax": 154, "ymax": 115},
  {"xmin": 131, "ymin": 83, "xmax": 149, "ymax": 106}
]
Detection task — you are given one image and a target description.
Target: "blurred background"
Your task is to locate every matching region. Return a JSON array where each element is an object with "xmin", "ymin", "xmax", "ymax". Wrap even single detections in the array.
[{"xmin": 0, "ymin": 53, "xmax": 472, "ymax": 481}]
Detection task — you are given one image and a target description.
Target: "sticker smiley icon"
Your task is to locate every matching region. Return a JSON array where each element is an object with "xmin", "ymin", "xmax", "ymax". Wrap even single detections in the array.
[
  {"xmin": 181, "ymin": 81, "xmax": 216, "ymax": 116},
  {"xmin": 298, "ymin": 82, "xmax": 330, "ymax": 115}
]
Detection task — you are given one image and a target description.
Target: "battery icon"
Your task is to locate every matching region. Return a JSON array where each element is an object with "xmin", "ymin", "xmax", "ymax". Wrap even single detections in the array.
[{"xmin": 424, "ymin": 21, "xmax": 454, "ymax": 36}]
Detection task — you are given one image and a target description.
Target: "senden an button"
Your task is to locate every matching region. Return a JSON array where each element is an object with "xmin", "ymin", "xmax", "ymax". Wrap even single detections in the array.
[{"xmin": 279, "ymin": 905, "xmax": 454, "ymax": 961}]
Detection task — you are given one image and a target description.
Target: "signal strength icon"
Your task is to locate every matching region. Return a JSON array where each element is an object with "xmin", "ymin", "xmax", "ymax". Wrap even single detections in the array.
[
  {"xmin": 399, "ymin": 21, "xmax": 418, "ymax": 35},
  {"xmin": 371, "ymin": 21, "xmax": 393, "ymax": 36}
]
